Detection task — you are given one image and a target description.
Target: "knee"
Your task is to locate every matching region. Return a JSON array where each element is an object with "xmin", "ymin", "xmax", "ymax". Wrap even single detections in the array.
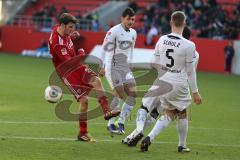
[
  {"xmin": 165, "ymin": 109, "xmax": 187, "ymax": 120},
  {"xmin": 91, "ymin": 76, "xmax": 101, "ymax": 87},
  {"xmin": 178, "ymin": 109, "xmax": 187, "ymax": 119},
  {"xmin": 165, "ymin": 109, "xmax": 177, "ymax": 121},
  {"xmin": 79, "ymin": 96, "xmax": 88, "ymax": 111}
]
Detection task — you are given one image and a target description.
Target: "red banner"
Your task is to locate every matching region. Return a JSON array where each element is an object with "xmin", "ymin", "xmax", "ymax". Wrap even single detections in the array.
[{"xmin": 1, "ymin": 26, "xmax": 229, "ymax": 73}]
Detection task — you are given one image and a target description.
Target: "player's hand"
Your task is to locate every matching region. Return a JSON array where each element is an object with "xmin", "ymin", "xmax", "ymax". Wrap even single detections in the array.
[
  {"xmin": 192, "ymin": 92, "xmax": 202, "ymax": 105},
  {"xmin": 99, "ymin": 68, "xmax": 105, "ymax": 77},
  {"xmin": 70, "ymin": 31, "xmax": 80, "ymax": 40},
  {"xmin": 70, "ymin": 31, "xmax": 80, "ymax": 39}
]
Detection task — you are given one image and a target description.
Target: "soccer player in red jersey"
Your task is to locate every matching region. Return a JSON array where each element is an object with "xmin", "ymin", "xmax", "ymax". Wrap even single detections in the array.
[{"xmin": 48, "ymin": 13, "xmax": 120, "ymax": 142}]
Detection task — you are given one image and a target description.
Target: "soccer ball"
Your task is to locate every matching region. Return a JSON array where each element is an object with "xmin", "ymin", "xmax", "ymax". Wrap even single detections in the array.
[{"xmin": 44, "ymin": 86, "xmax": 62, "ymax": 103}]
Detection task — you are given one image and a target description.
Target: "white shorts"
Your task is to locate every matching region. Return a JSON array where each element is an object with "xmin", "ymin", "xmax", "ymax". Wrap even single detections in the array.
[
  {"xmin": 160, "ymin": 80, "xmax": 192, "ymax": 111},
  {"xmin": 105, "ymin": 66, "xmax": 136, "ymax": 89},
  {"xmin": 142, "ymin": 80, "xmax": 173, "ymax": 112},
  {"xmin": 142, "ymin": 79, "xmax": 191, "ymax": 112}
]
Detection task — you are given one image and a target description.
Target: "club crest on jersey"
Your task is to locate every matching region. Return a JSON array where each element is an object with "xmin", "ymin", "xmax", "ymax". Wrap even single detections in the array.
[
  {"xmin": 61, "ymin": 48, "xmax": 67, "ymax": 55},
  {"xmin": 105, "ymin": 32, "xmax": 112, "ymax": 41}
]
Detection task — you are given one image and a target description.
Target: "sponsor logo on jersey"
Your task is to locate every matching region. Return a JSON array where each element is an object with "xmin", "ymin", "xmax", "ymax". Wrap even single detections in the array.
[{"xmin": 61, "ymin": 48, "xmax": 67, "ymax": 55}]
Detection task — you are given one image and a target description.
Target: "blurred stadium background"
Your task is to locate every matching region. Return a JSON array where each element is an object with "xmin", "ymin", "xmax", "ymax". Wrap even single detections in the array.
[
  {"xmin": 0, "ymin": 0, "xmax": 240, "ymax": 73},
  {"xmin": 0, "ymin": 0, "xmax": 240, "ymax": 160}
]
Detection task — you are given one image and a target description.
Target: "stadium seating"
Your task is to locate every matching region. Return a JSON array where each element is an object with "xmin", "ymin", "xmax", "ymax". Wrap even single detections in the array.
[
  {"xmin": 9, "ymin": 0, "xmax": 239, "ymax": 39},
  {"xmin": 132, "ymin": 0, "xmax": 239, "ymax": 39},
  {"xmin": 22, "ymin": 0, "xmax": 107, "ymax": 16},
  {"xmin": 217, "ymin": 0, "xmax": 239, "ymax": 13}
]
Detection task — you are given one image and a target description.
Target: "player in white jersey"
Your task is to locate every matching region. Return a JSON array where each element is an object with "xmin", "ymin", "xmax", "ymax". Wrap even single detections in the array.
[
  {"xmin": 99, "ymin": 8, "xmax": 137, "ymax": 134},
  {"xmin": 124, "ymin": 11, "xmax": 202, "ymax": 152},
  {"xmin": 123, "ymin": 26, "xmax": 200, "ymax": 147}
]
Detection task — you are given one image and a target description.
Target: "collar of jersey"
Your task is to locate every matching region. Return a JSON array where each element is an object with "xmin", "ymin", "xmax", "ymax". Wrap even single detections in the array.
[
  {"xmin": 120, "ymin": 23, "xmax": 130, "ymax": 32},
  {"xmin": 170, "ymin": 32, "xmax": 183, "ymax": 38}
]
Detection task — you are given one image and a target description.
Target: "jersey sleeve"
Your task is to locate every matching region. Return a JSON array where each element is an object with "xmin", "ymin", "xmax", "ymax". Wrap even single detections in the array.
[
  {"xmin": 151, "ymin": 38, "xmax": 161, "ymax": 66},
  {"xmin": 186, "ymin": 43, "xmax": 195, "ymax": 63},
  {"xmin": 194, "ymin": 51, "xmax": 200, "ymax": 69},
  {"xmin": 154, "ymin": 38, "xmax": 161, "ymax": 56},
  {"xmin": 100, "ymin": 28, "xmax": 117, "ymax": 68},
  {"xmin": 185, "ymin": 43, "xmax": 198, "ymax": 93},
  {"xmin": 129, "ymin": 30, "xmax": 137, "ymax": 64}
]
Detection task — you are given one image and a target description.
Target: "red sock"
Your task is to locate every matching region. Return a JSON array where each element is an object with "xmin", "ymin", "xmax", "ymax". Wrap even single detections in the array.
[
  {"xmin": 79, "ymin": 121, "xmax": 87, "ymax": 135},
  {"xmin": 79, "ymin": 113, "xmax": 88, "ymax": 135},
  {"xmin": 98, "ymin": 96, "xmax": 110, "ymax": 114}
]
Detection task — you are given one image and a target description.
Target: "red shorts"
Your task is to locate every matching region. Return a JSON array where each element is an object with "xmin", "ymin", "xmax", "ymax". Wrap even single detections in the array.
[{"xmin": 60, "ymin": 65, "xmax": 97, "ymax": 101}]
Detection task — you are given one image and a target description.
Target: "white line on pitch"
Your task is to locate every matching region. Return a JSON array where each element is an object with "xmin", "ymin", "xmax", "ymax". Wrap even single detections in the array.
[
  {"xmin": 0, "ymin": 121, "xmax": 239, "ymax": 132},
  {"xmin": 0, "ymin": 135, "xmax": 240, "ymax": 148},
  {"xmin": 0, "ymin": 121, "xmax": 71, "ymax": 124}
]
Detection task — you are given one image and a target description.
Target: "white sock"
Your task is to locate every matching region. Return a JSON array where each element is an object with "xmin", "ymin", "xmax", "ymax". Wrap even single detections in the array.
[
  {"xmin": 108, "ymin": 97, "xmax": 121, "ymax": 126},
  {"xmin": 118, "ymin": 103, "xmax": 133, "ymax": 124},
  {"xmin": 136, "ymin": 108, "xmax": 148, "ymax": 133},
  {"xmin": 177, "ymin": 118, "xmax": 188, "ymax": 147},
  {"xmin": 148, "ymin": 114, "xmax": 171, "ymax": 141},
  {"xmin": 143, "ymin": 114, "xmax": 156, "ymax": 130},
  {"xmin": 118, "ymin": 96, "xmax": 135, "ymax": 124}
]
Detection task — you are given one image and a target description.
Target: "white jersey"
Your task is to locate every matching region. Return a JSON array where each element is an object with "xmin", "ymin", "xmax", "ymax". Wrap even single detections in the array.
[
  {"xmin": 142, "ymin": 33, "xmax": 200, "ymax": 111},
  {"xmin": 194, "ymin": 51, "xmax": 199, "ymax": 69},
  {"xmin": 154, "ymin": 33, "xmax": 198, "ymax": 93},
  {"xmin": 101, "ymin": 24, "xmax": 137, "ymax": 68}
]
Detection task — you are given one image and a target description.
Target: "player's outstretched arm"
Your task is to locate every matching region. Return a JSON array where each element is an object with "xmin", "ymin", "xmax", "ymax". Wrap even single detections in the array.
[
  {"xmin": 186, "ymin": 44, "xmax": 202, "ymax": 105},
  {"xmin": 99, "ymin": 29, "xmax": 117, "ymax": 76},
  {"xmin": 70, "ymin": 31, "xmax": 80, "ymax": 40},
  {"xmin": 186, "ymin": 62, "xmax": 202, "ymax": 105}
]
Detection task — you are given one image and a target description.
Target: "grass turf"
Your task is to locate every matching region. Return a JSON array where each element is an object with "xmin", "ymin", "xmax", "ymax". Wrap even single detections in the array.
[{"xmin": 0, "ymin": 53, "xmax": 240, "ymax": 160}]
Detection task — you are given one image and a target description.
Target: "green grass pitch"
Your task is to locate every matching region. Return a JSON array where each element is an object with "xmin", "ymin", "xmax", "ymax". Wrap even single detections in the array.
[{"xmin": 0, "ymin": 53, "xmax": 240, "ymax": 160}]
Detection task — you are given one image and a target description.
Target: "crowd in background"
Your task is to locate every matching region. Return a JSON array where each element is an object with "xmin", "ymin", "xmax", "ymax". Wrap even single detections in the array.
[
  {"xmin": 28, "ymin": 0, "xmax": 239, "ymax": 40},
  {"xmin": 31, "ymin": 2, "xmax": 100, "ymax": 31},
  {"xmin": 131, "ymin": 0, "xmax": 239, "ymax": 41}
]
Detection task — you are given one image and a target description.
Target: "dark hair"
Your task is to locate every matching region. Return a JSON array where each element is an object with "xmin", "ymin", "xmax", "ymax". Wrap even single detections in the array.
[
  {"xmin": 122, "ymin": 7, "xmax": 135, "ymax": 17},
  {"xmin": 182, "ymin": 26, "xmax": 191, "ymax": 40},
  {"xmin": 171, "ymin": 11, "xmax": 186, "ymax": 27},
  {"xmin": 59, "ymin": 13, "xmax": 78, "ymax": 25}
]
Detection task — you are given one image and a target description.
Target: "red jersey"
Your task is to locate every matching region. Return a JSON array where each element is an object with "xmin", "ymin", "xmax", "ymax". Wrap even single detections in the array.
[
  {"xmin": 49, "ymin": 25, "xmax": 77, "ymax": 68},
  {"xmin": 48, "ymin": 25, "xmax": 96, "ymax": 100}
]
